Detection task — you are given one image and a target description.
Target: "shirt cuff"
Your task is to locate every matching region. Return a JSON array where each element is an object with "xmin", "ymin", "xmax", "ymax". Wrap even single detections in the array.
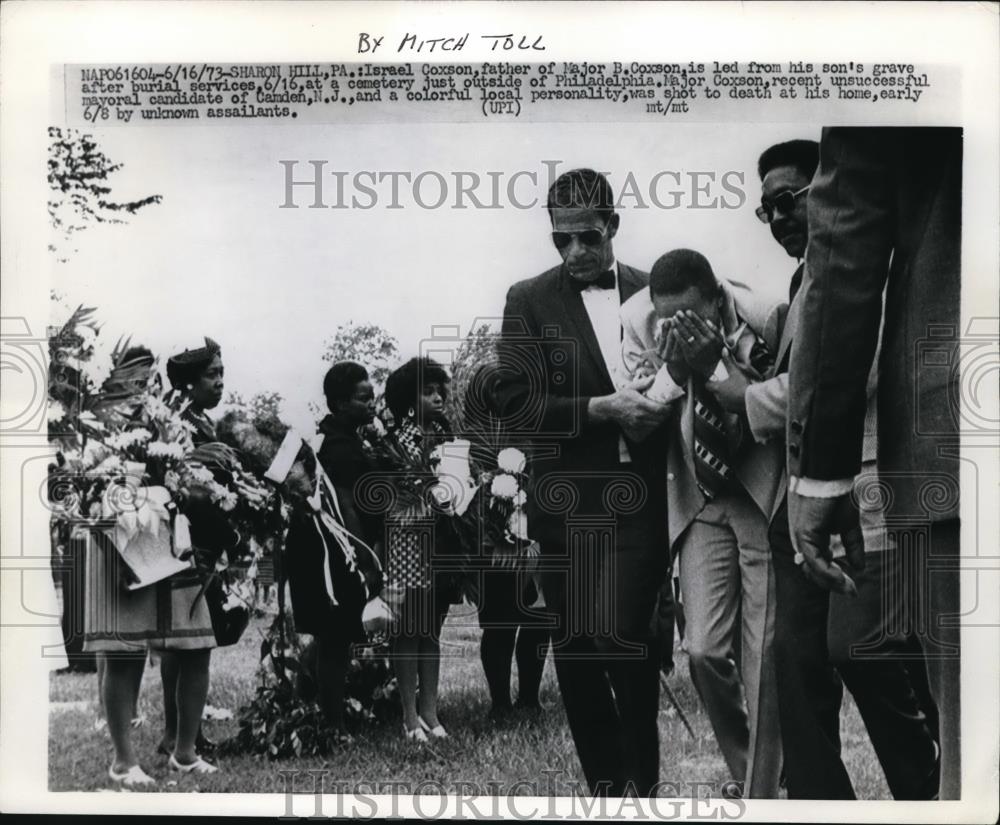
[
  {"xmin": 646, "ymin": 366, "xmax": 686, "ymax": 404},
  {"xmin": 790, "ymin": 475, "xmax": 855, "ymax": 498},
  {"xmin": 706, "ymin": 359, "xmax": 730, "ymax": 383}
]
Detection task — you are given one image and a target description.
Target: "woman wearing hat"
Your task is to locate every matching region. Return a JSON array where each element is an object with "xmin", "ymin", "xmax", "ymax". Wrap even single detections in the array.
[{"xmin": 151, "ymin": 337, "xmax": 231, "ymax": 776}]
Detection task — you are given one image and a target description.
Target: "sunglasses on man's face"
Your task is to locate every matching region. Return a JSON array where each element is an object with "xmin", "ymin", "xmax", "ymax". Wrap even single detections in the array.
[
  {"xmin": 755, "ymin": 185, "xmax": 811, "ymax": 224},
  {"xmin": 551, "ymin": 227, "xmax": 607, "ymax": 250}
]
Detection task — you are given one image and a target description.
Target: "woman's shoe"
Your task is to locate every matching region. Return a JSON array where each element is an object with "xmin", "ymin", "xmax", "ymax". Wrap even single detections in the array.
[
  {"xmin": 403, "ymin": 724, "xmax": 428, "ymax": 743},
  {"xmin": 108, "ymin": 764, "xmax": 156, "ymax": 787},
  {"xmin": 418, "ymin": 717, "xmax": 448, "ymax": 739},
  {"xmin": 168, "ymin": 754, "xmax": 219, "ymax": 774}
]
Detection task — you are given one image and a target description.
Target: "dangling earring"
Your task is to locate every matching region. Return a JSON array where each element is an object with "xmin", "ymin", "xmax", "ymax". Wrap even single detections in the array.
[{"xmin": 408, "ymin": 406, "xmax": 416, "ymax": 419}]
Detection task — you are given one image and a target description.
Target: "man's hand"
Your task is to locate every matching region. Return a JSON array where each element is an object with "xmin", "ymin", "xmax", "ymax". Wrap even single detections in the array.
[
  {"xmin": 706, "ymin": 366, "xmax": 750, "ymax": 413},
  {"xmin": 659, "ymin": 323, "xmax": 691, "ymax": 386},
  {"xmin": 589, "ymin": 375, "xmax": 672, "ymax": 442},
  {"xmin": 788, "ymin": 489, "xmax": 865, "ymax": 596},
  {"xmin": 673, "ymin": 311, "xmax": 725, "ymax": 378}
]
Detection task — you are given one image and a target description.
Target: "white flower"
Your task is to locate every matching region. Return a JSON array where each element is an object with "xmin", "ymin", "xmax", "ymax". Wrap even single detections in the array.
[
  {"xmin": 82, "ymin": 440, "xmax": 110, "ymax": 468},
  {"xmin": 513, "ymin": 490, "xmax": 527, "ymax": 507},
  {"xmin": 93, "ymin": 455, "xmax": 126, "ymax": 475},
  {"xmin": 146, "ymin": 441, "xmax": 185, "ymax": 460},
  {"xmin": 163, "ymin": 470, "xmax": 180, "ymax": 491},
  {"xmin": 81, "ymin": 358, "xmax": 111, "ymax": 391},
  {"xmin": 496, "ymin": 448, "xmax": 527, "ymax": 474},
  {"xmin": 47, "ymin": 401, "xmax": 66, "ymax": 423},
  {"xmin": 105, "ymin": 428, "xmax": 152, "ymax": 451},
  {"xmin": 507, "ymin": 507, "xmax": 530, "ymax": 541},
  {"xmin": 490, "ymin": 473, "xmax": 519, "ymax": 500}
]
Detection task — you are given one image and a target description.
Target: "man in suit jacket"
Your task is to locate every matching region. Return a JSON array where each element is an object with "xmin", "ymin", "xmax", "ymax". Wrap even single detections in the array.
[
  {"xmin": 710, "ymin": 138, "xmax": 942, "ymax": 799},
  {"xmin": 786, "ymin": 128, "xmax": 961, "ymax": 798},
  {"xmin": 621, "ymin": 250, "xmax": 783, "ymax": 798},
  {"xmin": 493, "ymin": 168, "xmax": 672, "ymax": 797}
]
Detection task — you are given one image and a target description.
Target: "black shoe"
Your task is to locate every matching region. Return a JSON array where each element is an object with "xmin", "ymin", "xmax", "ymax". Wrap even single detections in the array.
[
  {"xmin": 488, "ymin": 704, "xmax": 514, "ymax": 725},
  {"xmin": 722, "ymin": 781, "xmax": 744, "ymax": 800}
]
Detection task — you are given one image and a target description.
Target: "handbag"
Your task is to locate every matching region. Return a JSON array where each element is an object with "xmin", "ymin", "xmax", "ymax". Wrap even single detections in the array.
[{"xmin": 205, "ymin": 574, "xmax": 250, "ymax": 647}]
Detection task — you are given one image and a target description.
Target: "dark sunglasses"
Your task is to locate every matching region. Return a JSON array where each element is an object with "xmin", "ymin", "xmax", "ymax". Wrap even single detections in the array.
[
  {"xmin": 755, "ymin": 185, "xmax": 810, "ymax": 224},
  {"xmin": 551, "ymin": 227, "xmax": 607, "ymax": 250}
]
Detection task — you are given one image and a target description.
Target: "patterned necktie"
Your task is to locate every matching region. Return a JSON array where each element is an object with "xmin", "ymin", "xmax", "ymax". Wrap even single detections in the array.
[{"xmin": 692, "ymin": 379, "xmax": 733, "ymax": 499}]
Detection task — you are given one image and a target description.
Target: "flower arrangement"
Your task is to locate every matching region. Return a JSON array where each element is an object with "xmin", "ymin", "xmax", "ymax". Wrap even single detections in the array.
[
  {"xmin": 465, "ymin": 446, "xmax": 539, "ymax": 570},
  {"xmin": 46, "ymin": 307, "xmax": 275, "ymax": 591}
]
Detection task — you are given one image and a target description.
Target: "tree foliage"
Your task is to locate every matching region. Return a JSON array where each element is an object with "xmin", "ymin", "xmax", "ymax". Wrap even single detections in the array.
[
  {"xmin": 225, "ymin": 390, "xmax": 285, "ymax": 427},
  {"xmin": 320, "ymin": 322, "xmax": 400, "ymax": 389},
  {"xmin": 445, "ymin": 323, "xmax": 500, "ymax": 428},
  {"xmin": 47, "ymin": 126, "xmax": 163, "ymax": 261}
]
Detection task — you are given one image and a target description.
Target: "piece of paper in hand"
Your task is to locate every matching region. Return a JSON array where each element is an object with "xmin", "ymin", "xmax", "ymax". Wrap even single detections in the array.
[
  {"xmin": 174, "ymin": 514, "xmax": 192, "ymax": 554},
  {"xmin": 435, "ymin": 439, "xmax": 476, "ymax": 515},
  {"xmin": 106, "ymin": 487, "xmax": 192, "ymax": 590},
  {"xmin": 646, "ymin": 366, "xmax": 679, "ymax": 404},
  {"xmin": 362, "ymin": 596, "xmax": 394, "ymax": 634},
  {"xmin": 265, "ymin": 429, "xmax": 305, "ymax": 483}
]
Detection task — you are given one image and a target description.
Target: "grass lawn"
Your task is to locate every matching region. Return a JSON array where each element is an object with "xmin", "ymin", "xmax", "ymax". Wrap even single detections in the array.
[{"xmin": 49, "ymin": 601, "xmax": 890, "ymax": 798}]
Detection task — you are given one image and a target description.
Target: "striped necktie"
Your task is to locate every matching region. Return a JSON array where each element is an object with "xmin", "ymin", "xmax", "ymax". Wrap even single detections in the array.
[{"xmin": 693, "ymin": 380, "xmax": 734, "ymax": 499}]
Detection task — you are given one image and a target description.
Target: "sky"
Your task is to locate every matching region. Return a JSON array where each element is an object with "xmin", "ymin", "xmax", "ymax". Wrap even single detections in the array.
[{"xmin": 52, "ymin": 121, "xmax": 810, "ymax": 431}]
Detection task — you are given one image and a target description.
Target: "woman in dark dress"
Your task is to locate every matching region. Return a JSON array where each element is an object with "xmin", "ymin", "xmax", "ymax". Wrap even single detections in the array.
[
  {"xmin": 464, "ymin": 365, "xmax": 548, "ymax": 722},
  {"xmin": 286, "ymin": 361, "xmax": 383, "ymax": 736}
]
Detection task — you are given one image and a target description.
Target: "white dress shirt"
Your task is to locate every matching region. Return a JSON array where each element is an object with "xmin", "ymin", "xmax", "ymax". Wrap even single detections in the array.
[{"xmin": 578, "ymin": 260, "xmax": 631, "ymax": 462}]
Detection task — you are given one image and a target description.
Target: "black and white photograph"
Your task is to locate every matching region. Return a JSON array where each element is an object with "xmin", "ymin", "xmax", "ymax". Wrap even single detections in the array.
[{"xmin": 1, "ymin": 2, "xmax": 998, "ymax": 820}]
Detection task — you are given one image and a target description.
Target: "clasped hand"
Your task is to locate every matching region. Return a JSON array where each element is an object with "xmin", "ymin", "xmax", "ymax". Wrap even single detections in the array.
[{"xmin": 592, "ymin": 374, "xmax": 671, "ymax": 442}]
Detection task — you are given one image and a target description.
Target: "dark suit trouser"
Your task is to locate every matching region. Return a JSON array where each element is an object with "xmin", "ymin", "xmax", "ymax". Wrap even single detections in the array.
[
  {"xmin": 770, "ymin": 498, "xmax": 939, "ymax": 800},
  {"xmin": 889, "ymin": 519, "xmax": 960, "ymax": 800},
  {"xmin": 541, "ymin": 506, "xmax": 668, "ymax": 797}
]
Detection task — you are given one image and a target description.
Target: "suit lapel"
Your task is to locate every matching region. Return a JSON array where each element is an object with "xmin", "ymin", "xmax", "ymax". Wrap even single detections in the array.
[
  {"xmin": 774, "ymin": 292, "xmax": 800, "ymax": 374},
  {"xmin": 618, "ymin": 263, "xmax": 645, "ymax": 304},
  {"xmin": 557, "ymin": 265, "xmax": 615, "ymax": 392}
]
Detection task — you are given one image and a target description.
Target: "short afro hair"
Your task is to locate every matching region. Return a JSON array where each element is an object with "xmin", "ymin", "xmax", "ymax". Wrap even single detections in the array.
[
  {"xmin": 383, "ymin": 356, "xmax": 450, "ymax": 422},
  {"xmin": 650, "ymin": 249, "xmax": 720, "ymax": 301},
  {"xmin": 757, "ymin": 139, "xmax": 819, "ymax": 182},
  {"xmin": 546, "ymin": 168, "xmax": 616, "ymax": 225},
  {"xmin": 323, "ymin": 361, "xmax": 369, "ymax": 412}
]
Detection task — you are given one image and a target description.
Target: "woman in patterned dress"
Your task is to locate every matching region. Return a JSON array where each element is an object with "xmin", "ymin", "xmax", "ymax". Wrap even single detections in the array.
[
  {"xmin": 382, "ymin": 357, "xmax": 454, "ymax": 741},
  {"xmin": 153, "ymin": 338, "xmax": 232, "ymax": 775},
  {"xmin": 82, "ymin": 338, "xmax": 227, "ymax": 784},
  {"xmin": 81, "ymin": 346, "xmax": 161, "ymax": 785}
]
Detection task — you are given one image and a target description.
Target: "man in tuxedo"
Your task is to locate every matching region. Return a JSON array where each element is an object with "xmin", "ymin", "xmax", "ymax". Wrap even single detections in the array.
[
  {"xmin": 620, "ymin": 249, "xmax": 783, "ymax": 798},
  {"xmin": 785, "ymin": 128, "xmax": 961, "ymax": 798},
  {"xmin": 492, "ymin": 168, "xmax": 672, "ymax": 797},
  {"xmin": 709, "ymin": 138, "xmax": 940, "ymax": 799}
]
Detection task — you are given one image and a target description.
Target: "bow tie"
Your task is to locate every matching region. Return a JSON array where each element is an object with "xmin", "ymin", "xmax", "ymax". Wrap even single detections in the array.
[{"xmin": 568, "ymin": 269, "xmax": 616, "ymax": 292}]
